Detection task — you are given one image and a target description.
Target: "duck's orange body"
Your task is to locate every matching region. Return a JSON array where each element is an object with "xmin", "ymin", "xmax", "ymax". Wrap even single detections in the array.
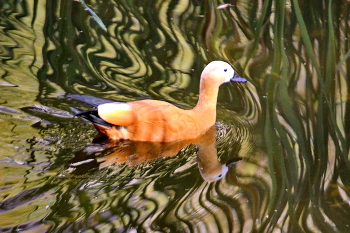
[
  {"xmin": 69, "ymin": 61, "xmax": 247, "ymax": 142},
  {"xmin": 94, "ymin": 99, "xmax": 211, "ymax": 142}
]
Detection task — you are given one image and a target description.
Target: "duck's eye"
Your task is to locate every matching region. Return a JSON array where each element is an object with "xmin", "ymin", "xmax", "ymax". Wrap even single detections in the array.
[{"xmin": 224, "ymin": 69, "xmax": 227, "ymax": 72}]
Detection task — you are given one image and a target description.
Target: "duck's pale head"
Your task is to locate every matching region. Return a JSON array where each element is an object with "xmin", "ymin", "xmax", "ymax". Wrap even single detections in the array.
[{"xmin": 201, "ymin": 61, "xmax": 247, "ymax": 86}]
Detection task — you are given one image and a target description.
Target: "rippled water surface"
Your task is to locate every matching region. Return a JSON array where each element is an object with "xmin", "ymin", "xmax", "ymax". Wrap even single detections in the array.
[{"xmin": 1, "ymin": 0, "xmax": 350, "ymax": 232}]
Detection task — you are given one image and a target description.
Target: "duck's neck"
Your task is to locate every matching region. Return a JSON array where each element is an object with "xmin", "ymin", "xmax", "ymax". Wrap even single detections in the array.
[{"xmin": 193, "ymin": 80, "xmax": 219, "ymax": 126}]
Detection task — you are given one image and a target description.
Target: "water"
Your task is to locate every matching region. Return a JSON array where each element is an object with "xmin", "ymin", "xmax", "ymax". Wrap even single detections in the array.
[{"xmin": 0, "ymin": 0, "xmax": 349, "ymax": 232}]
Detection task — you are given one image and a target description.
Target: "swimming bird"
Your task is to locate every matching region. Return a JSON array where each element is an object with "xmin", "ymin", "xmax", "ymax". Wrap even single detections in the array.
[{"xmin": 69, "ymin": 61, "xmax": 247, "ymax": 142}]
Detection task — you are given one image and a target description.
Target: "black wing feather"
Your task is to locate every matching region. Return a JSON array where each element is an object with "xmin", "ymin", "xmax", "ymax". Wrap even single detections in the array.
[
  {"xmin": 70, "ymin": 107, "xmax": 114, "ymax": 128},
  {"xmin": 67, "ymin": 94, "xmax": 116, "ymax": 108}
]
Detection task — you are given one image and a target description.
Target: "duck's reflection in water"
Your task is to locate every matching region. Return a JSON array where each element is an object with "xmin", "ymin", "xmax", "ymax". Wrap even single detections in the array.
[{"xmin": 69, "ymin": 126, "xmax": 241, "ymax": 182}]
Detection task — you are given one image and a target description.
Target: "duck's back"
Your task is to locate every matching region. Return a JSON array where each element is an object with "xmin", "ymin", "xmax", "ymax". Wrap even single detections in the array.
[{"xmin": 127, "ymin": 100, "xmax": 199, "ymax": 142}]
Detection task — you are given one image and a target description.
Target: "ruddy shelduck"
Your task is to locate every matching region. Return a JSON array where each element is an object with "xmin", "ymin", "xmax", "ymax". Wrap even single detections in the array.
[{"xmin": 69, "ymin": 61, "xmax": 247, "ymax": 142}]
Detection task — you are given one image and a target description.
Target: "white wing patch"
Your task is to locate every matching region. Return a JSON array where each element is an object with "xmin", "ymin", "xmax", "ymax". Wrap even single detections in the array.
[{"xmin": 98, "ymin": 102, "xmax": 131, "ymax": 114}]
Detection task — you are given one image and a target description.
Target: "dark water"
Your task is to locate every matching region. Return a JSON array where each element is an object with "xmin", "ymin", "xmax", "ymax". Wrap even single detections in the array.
[{"xmin": 0, "ymin": 0, "xmax": 350, "ymax": 232}]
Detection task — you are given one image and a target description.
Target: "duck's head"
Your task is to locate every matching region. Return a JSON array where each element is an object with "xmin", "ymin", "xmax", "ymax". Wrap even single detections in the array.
[{"xmin": 201, "ymin": 61, "xmax": 247, "ymax": 86}]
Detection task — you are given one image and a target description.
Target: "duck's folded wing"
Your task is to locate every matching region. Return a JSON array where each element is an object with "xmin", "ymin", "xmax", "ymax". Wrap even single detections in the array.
[
  {"xmin": 98, "ymin": 102, "xmax": 137, "ymax": 126},
  {"xmin": 69, "ymin": 94, "xmax": 137, "ymax": 127},
  {"xmin": 68, "ymin": 94, "xmax": 114, "ymax": 108},
  {"xmin": 70, "ymin": 107, "xmax": 114, "ymax": 128}
]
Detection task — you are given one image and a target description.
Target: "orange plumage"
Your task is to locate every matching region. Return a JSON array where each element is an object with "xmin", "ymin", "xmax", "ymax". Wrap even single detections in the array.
[{"xmin": 69, "ymin": 61, "xmax": 247, "ymax": 142}]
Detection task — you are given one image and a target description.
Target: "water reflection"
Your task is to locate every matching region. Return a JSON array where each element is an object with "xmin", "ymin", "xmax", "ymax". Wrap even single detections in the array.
[
  {"xmin": 1, "ymin": 0, "xmax": 350, "ymax": 232},
  {"xmin": 38, "ymin": 121, "xmax": 259, "ymax": 233},
  {"xmin": 69, "ymin": 126, "xmax": 241, "ymax": 182}
]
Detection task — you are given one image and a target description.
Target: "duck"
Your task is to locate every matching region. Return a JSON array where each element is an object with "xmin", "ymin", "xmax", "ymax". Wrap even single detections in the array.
[{"xmin": 68, "ymin": 61, "xmax": 247, "ymax": 142}]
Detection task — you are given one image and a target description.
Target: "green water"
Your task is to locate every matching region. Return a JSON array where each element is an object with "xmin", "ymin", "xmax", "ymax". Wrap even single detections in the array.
[{"xmin": 0, "ymin": 0, "xmax": 349, "ymax": 232}]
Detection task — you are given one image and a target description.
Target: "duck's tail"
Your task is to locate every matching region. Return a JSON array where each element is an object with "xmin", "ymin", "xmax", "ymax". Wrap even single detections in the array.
[
  {"xmin": 70, "ymin": 107, "xmax": 114, "ymax": 128},
  {"xmin": 68, "ymin": 94, "xmax": 118, "ymax": 128}
]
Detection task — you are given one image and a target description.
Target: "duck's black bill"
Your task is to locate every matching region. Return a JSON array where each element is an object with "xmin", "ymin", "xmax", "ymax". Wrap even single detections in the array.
[{"xmin": 230, "ymin": 73, "xmax": 247, "ymax": 83}]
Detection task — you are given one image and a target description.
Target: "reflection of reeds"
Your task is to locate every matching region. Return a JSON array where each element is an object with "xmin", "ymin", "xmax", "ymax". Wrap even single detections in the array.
[
  {"xmin": 3, "ymin": 0, "xmax": 348, "ymax": 232},
  {"xmin": 237, "ymin": 0, "xmax": 350, "ymax": 231},
  {"xmin": 42, "ymin": 0, "xmax": 349, "ymax": 231}
]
